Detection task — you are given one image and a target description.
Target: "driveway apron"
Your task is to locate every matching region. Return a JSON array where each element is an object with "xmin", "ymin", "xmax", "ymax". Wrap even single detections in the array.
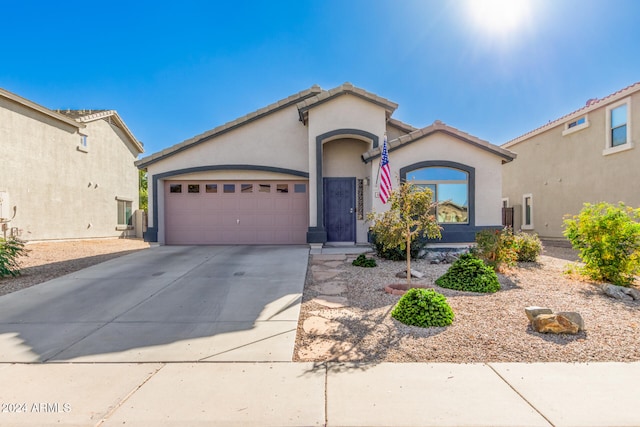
[{"xmin": 0, "ymin": 245, "xmax": 308, "ymax": 363}]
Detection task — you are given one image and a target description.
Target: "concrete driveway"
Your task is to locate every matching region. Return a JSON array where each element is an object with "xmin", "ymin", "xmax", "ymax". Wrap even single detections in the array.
[{"xmin": 0, "ymin": 245, "xmax": 309, "ymax": 363}]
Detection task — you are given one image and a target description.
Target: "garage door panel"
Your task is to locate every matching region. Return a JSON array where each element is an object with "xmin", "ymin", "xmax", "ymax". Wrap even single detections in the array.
[{"xmin": 165, "ymin": 180, "xmax": 308, "ymax": 245}]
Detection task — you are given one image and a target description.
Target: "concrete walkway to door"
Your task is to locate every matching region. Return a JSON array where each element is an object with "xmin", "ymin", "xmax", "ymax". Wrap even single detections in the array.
[{"xmin": 0, "ymin": 245, "xmax": 308, "ymax": 363}]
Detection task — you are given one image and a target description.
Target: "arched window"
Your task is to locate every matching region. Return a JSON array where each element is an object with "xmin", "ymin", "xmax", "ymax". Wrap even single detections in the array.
[{"xmin": 407, "ymin": 167, "xmax": 469, "ymax": 224}]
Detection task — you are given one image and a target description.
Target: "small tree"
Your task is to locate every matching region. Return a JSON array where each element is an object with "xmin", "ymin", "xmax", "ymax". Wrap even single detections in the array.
[
  {"xmin": 368, "ymin": 182, "xmax": 442, "ymax": 286},
  {"xmin": 563, "ymin": 202, "xmax": 640, "ymax": 286},
  {"xmin": 139, "ymin": 169, "xmax": 148, "ymax": 212}
]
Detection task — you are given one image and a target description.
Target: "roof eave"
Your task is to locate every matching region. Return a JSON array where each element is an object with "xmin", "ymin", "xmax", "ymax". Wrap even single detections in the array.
[{"xmin": 0, "ymin": 87, "xmax": 84, "ymax": 129}]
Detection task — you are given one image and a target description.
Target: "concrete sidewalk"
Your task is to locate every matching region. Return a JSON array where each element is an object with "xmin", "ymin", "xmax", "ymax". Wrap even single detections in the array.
[{"xmin": 0, "ymin": 361, "xmax": 639, "ymax": 426}]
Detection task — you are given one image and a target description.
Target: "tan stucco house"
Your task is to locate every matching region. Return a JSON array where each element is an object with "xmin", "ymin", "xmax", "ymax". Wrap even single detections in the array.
[
  {"xmin": 0, "ymin": 87, "xmax": 144, "ymax": 241},
  {"xmin": 502, "ymin": 81, "xmax": 640, "ymax": 241},
  {"xmin": 136, "ymin": 83, "xmax": 515, "ymax": 246}
]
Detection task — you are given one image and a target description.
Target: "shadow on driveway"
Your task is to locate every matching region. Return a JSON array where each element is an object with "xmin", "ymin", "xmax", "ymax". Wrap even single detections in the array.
[{"xmin": 0, "ymin": 245, "xmax": 308, "ymax": 363}]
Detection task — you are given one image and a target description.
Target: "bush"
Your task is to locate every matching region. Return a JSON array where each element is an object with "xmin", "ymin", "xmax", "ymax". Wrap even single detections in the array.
[
  {"xmin": 563, "ymin": 202, "xmax": 640, "ymax": 286},
  {"xmin": 472, "ymin": 228, "xmax": 517, "ymax": 271},
  {"xmin": 435, "ymin": 253, "xmax": 500, "ymax": 293},
  {"xmin": 514, "ymin": 232, "xmax": 543, "ymax": 262},
  {"xmin": 391, "ymin": 288, "xmax": 454, "ymax": 327},
  {"xmin": 352, "ymin": 254, "xmax": 377, "ymax": 268},
  {"xmin": 0, "ymin": 237, "xmax": 28, "ymax": 277},
  {"xmin": 370, "ymin": 232, "xmax": 423, "ymax": 261}
]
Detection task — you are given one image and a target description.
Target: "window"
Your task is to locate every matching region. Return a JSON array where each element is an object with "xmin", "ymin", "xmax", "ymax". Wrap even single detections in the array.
[
  {"xmin": 259, "ymin": 184, "xmax": 271, "ymax": 193},
  {"xmin": 276, "ymin": 184, "xmax": 288, "ymax": 193},
  {"xmin": 522, "ymin": 194, "xmax": 533, "ymax": 230},
  {"xmin": 169, "ymin": 184, "xmax": 182, "ymax": 193},
  {"xmin": 223, "ymin": 184, "xmax": 235, "ymax": 193},
  {"xmin": 294, "ymin": 183, "xmax": 306, "ymax": 193},
  {"xmin": 562, "ymin": 115, "xmax": 589, "ymax": 136},
  {"xmin": 188, "ymin": 184, "xmax": 200, "ymax": 193},
  {"xmin": 205, "ymin": 184, "xmax": 218, "ymax": 193},
  {"xmin": 408, "ymin": 167, "xmax": 469, "ymax": 224},
  {"xmin": 117, "ymin": 199, "xmax": 132, "ymax": 228},
  {"xmin": 77, "ymin": 134, "xmax": 89, "ymax": 152},
  {"xmin": 241, "ymin": 184, "xmax": 253, "ymax": 193},
  {"xmin": 604, "ymin": 98, "xmax": 633, "ymax": 155}
]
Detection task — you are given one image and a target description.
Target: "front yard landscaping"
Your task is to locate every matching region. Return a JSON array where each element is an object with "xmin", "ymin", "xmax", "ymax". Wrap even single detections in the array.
[{"xmin": 294, "ymin": 245, "xmax": 640, "ymax": 363}]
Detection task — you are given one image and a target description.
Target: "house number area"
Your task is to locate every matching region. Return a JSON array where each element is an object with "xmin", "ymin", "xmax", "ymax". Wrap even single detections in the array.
[{"xmin": 1, "ymin": 402, "xmax": 71, "ymax": 413}]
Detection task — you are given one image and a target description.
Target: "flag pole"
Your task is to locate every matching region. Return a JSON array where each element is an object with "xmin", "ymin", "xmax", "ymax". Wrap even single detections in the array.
[{"xmin": 374, "ymin": 133, "xmax": 386, "ymax": 187}]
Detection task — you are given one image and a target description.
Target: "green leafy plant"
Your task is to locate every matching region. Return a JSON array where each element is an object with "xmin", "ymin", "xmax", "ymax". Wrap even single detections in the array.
[
  {"xmin": 370, "ymin": 232, "xmax": 423, "ymax": 261},
  {"xmin": 367, "ymin": 182, "xmax": 442, "ymax": 286},
  {"xmin": 435, "ymin": 253, "xmax": 500, "ymax": 293},
  {"xmin": 563, "ymin": 202, "xmax": 640, "ymax": 286},
  {"xmin": 352, "ymin": 254, "xmax": 377, "ymax": 268},
  {"xmin": 472, "ymin": 228, "xmax": 517, "ymax": 271},
  {"xmin": 513, "ymin": 232, "xmax": 543, "ymax": 262},
  {"xmin": 391, "ymin": 288, "xmax": 454, "ymax": 327},
  {"xmin": 0, "ymin": 237, "xmax": 28, "ymax": 277}
]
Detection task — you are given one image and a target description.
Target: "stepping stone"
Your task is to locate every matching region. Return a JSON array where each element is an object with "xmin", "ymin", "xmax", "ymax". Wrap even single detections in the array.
[
  {"xmin": 312, "ymin": 268, "xmax": 342, "ymax": 281},
  {"xmin": 321, "ymin": 260, "xmax": 345, "ymax": 268},
  {"xmin": 312, "ymin": 295, "xmax": 349, "ymax": 308},
  {"xmin": 316, "ymin": 282, "xmax": 347, "ymax": 295},
  {"xmin": 302, "ymin": 316, "xmax": 343, "ymax": 336},
  {"xmin": 311, "ymin": 254, "xmax": 346, "ymax": 264}
]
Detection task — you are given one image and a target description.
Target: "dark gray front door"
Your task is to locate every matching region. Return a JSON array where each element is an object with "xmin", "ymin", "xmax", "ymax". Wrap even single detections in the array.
[{"xmin": 324, "ymin": 177, "xmax": 356, "ymax": 242}]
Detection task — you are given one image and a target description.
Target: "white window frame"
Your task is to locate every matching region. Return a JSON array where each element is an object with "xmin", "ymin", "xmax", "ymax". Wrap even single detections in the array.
[
  {"xmin": 603, "ymin": 97, "xmax": 633, "ymax": 156},
  {"xmin": 562, "ymin": 114, "xmax": 589, "ymax": 136},
  {"xmin": 77, "ymin": 133, "xmax": 89, "ymax": 153},
  {"xmin": 522, "ymin": 194, "xmax": 533, "ymax": 230},
  {"xmin": 116, "ymin": 197, "xmax": 133, "ymax": 230}
]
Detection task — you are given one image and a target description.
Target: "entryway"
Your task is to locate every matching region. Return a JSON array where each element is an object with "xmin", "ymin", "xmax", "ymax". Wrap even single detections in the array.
[{"xmin": 323, "ymin": 177, "xmax": 356, "ymax": 243}]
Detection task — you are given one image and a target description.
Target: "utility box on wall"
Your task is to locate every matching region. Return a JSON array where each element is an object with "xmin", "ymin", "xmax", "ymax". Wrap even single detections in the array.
[{"xmin": 0, "ymin": 191, "xmax": 10, "ymax": 220}]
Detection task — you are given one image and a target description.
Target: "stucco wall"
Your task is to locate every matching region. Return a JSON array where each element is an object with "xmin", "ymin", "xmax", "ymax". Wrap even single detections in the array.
[
  {"xmin": 502, "ymin": 92, "xmax": 640, "ymax": 239},
  {"xmin": 145, "ymin": 105, "xmax": 309, "ymax": 230},
  {"xmin": 0, "ymin": 98, "xmax": 140, "ymax": 240}
]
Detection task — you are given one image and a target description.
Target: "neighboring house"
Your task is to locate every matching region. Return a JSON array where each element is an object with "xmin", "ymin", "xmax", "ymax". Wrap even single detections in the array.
[
  {"xmin": 136, "ymin": 83, "xmax": 515, "ymax": 246},
  {"xmin": 502, "ymin": 81, "xmax": 640, "ymax": 241},
  {"xmin": 0, "ymin": 87, "xmax": 144, "ymax": 241}
]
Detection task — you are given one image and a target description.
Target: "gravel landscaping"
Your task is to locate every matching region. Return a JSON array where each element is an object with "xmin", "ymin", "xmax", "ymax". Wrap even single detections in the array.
[
  {"xmin": 0, "ymin": 238, "xmax": 150, "ymax": 296},
  {"xmin": 294, "ymin": 245, "xmax": 640, "ymax": 363}
]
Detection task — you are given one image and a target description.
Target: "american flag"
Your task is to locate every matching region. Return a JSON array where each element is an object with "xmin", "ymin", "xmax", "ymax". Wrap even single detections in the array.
[{"xmin": 379, "ymin": 135, "xmax": 392, "ymax": 204}]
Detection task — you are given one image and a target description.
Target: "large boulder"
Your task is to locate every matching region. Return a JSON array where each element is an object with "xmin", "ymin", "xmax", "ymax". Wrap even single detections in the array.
[
  {"xmin": 524, "ymin": 306, "xmax": 553, "ymax": 322},
  {"xmin": 600, "ymin": 284, "xmax": 640, "ymax": 301},
  {"xmin": 532, "ymin": 313, "xmax": 581, "ymax": 334}
]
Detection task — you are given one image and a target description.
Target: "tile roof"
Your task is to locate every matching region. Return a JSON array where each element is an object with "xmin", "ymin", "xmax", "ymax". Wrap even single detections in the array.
[
  {"xmin": 387, "ymin": 117, "xmax": 418, "ymax": 133},
  {"xmin": 296, "ymin": 82, "xmax": 398, "ymax": 124},
  {"xmin": 0, "ymin": 87, "xmax": 83, "ymax": 129},
  {"xmin": 362, "ymin": 120, "xmax": 516, "ymax": 164},
  {"xmin": 136, "ymin": 85, "xmax": 323, "ymax": 168},
  {"xmin": 59, "ymin": 109, "xmax": 144, "ymax": 153},
  {"xmin": 503, "ymin": 81, "xmax": 640, "ymax": 148}
]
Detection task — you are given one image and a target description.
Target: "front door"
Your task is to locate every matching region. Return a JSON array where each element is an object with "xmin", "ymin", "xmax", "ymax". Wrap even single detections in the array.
[{"xmin": 324, "ymin": 177, "xmax": 356, "ymax": 242}]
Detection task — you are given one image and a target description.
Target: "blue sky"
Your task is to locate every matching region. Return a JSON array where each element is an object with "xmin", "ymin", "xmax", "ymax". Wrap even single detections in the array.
[{"xmin": 2, "ymin": 0, "xmax": 639, "ymax": 156}]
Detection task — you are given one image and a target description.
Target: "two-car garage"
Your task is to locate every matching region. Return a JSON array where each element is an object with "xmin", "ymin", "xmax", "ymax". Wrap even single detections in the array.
[{"xmin": 163, "ymin": 180, "xmax": 309, "ymax": 245}]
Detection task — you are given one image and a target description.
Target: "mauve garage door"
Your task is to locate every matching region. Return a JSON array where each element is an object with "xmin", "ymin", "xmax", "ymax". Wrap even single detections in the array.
[{"xmin": 164, "ymin": 180, "xmax": 309, "ymax": 245}]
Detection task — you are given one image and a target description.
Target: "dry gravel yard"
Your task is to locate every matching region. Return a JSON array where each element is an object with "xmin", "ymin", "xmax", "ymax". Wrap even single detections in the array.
[
  {"xmin": 294, "ymin": 246, "xmax": 640, "ymax": 363},
  {"xmin": 0, "ymin": 238, "xmax": 150, "ymax": 296}
]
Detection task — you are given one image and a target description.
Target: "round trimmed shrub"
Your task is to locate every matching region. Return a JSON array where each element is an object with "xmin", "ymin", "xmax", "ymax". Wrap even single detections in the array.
[
  {"xmin": 391, "ymin": 288, "xmax": 454, "ymax": 327},
  {"xmin": 352, "ymin": 254, "xmax": 377, "ymax": 268},
  {"xmin": 435, "ymin": 253, "xmax": 500, "ymax": 293}
]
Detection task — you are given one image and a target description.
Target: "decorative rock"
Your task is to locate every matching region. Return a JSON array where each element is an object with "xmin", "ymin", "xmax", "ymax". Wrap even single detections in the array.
[
  {"xmin": 532, "ymin": 313, "xmax": 580, "ymax": 334},
  {"xmin": 600, "ymin": 284, "xmax": 640, "ymax": 301},
  {"xmin": 556, "ymin": 311, "xmax": 585, "ymax": 331},
  {"xmin": 395, "ymin": 269, "xmax": 425, "ymax": 279},
  {"xmin": 302, "ymin": 316, "xmax": 343, "ymax": 336},
  {"xmin": 524, "ymin": 306, "xmax": 553, "ymax": 322},
  {"xmin": 312, "ymin": 295, "xmax": 349, "ymax": 309}
]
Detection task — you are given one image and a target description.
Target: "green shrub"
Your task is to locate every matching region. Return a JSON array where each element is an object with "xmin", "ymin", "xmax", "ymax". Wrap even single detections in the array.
[
  {"xmin": 391, "ymin": 288, "xmax": 454, "ymax": 327},
  {"xmin": 0, "ymin": 237, "xmax": 28, "ymax": 277},
  {"xmin": 435, "ymin": 253, "xmax": 500, "ymax": 293},
  {"xmin": 513, "ymin": 232, "xmax": 543, "ymax": 262},
  {"xmin": 370, "ymin": 232, "xmax": 423, "ymax": 261},
  {"xmin": 352, "ymin": 254, "xmax": 377, "ymax": 268},
  {"xmin": 472, "ymin": 228, "xmax": 517, "ymax": 271},
  {"xmin": 563, "ymin": 202, "xmax": 640, "ymax": 286}
]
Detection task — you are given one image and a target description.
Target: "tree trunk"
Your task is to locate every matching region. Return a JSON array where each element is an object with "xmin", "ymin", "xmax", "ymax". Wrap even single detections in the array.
[{"xmin": 406, "ymin": 227, "xmax": 411, "ymax": 287}]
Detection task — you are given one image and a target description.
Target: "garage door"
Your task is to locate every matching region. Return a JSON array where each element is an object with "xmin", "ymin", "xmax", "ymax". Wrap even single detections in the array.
[{"xmin": 164, "ymin": 180, "xmax": 309, "ymax": 245}]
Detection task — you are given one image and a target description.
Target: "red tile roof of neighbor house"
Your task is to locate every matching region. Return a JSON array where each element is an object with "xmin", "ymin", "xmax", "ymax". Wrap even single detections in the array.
[{"xmin": 503, "ymin": 81, "xmax": 640, "ymax": 149}]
